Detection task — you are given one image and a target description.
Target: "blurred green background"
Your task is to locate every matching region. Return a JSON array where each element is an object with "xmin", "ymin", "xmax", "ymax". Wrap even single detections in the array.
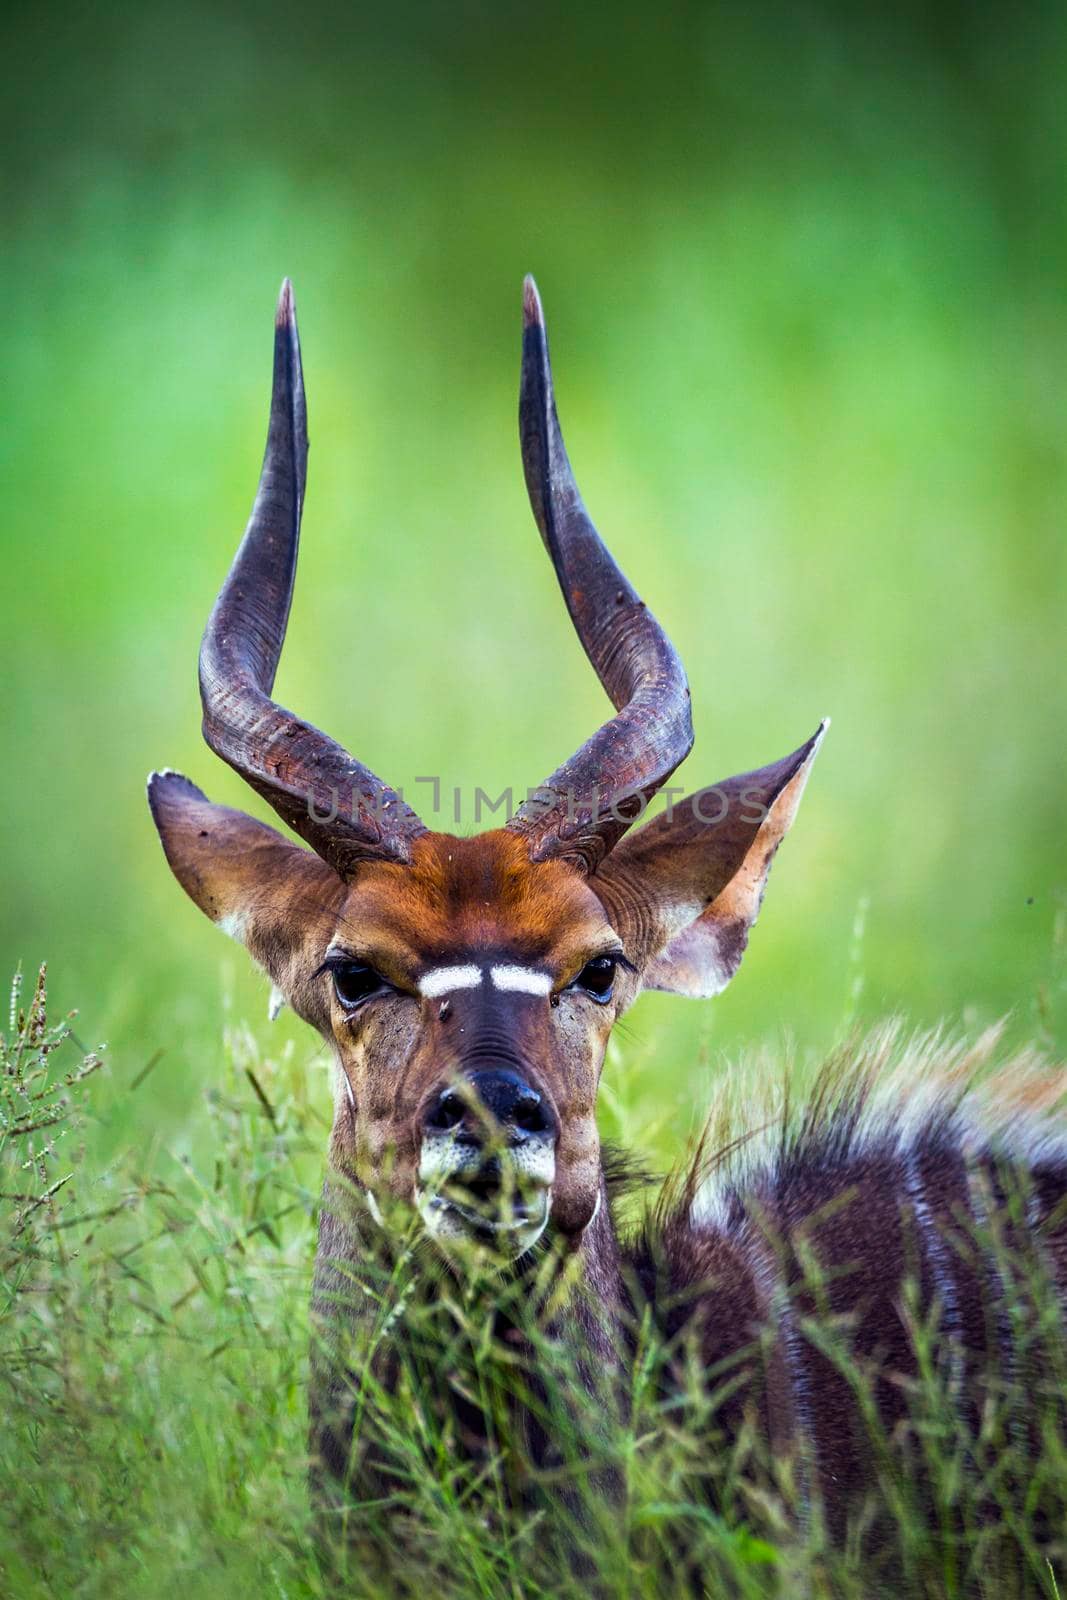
[{"xmin": 4, "ymin": 0, "xmax": 1066, "ymax": 1165}]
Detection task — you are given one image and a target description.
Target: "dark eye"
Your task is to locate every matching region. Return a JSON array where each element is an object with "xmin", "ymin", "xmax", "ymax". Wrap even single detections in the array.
[
  {"xmin": 329, "ymin": 962, "xmax": 388, "ymax": 1010},
  {"xmin": 572, "ymin": 955, "xmax": 618, "ymax": 1003}
]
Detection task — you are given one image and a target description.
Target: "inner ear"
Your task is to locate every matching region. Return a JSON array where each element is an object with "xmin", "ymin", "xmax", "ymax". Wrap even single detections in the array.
[{"xmin": 590, "ymin": 725, "xmax": 825, "ymax": 1000}]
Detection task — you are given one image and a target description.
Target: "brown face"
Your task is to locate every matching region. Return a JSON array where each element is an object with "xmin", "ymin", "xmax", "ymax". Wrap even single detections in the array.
[
  {"xmin": 317, "ymin": 831, "xmax": 628, "ymax": 1250},
  {"xmin": 150, "ymin": 737, "xmax": 822, "ymax": 1261}
]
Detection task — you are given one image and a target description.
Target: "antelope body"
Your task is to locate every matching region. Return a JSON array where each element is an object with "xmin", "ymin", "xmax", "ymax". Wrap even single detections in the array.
[{"xmin": 149, "ymin": 280, "xmax": 1067, "ymax": 1566}]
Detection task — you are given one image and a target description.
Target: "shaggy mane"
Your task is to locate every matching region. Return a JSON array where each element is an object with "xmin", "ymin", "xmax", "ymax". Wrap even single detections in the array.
[{"xmin": 643, "ymin": 1019, "xmax": 1067, "ymax": 1236}]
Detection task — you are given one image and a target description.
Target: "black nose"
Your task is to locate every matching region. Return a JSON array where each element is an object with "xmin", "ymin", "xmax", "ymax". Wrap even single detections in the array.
[{"xmin": 424, "ymin": 1069, "xmax": 555, "ymax": 1141}]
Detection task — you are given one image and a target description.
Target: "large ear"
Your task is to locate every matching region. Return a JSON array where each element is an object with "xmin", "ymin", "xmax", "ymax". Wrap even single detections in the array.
[
  {"xmin": 148, "ymin": 770, "xmax": 345, "ymax": 1024},
  {"xmin": 591, "ymin": 723, "xmax": 827, "ymax": 999}
]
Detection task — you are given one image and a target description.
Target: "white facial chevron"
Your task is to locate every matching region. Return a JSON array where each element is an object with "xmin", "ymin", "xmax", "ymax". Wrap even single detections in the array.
[
  {"xmin": 489, "ymin": 965, "xmax": 553, "ymax": 996},
  {"xmin": 418, "ymin": 963, "xmax": 552, "ymax": 999},
  {"xmin": 419, "ymin": 965, "xmax": 482, "ymax": 999}
]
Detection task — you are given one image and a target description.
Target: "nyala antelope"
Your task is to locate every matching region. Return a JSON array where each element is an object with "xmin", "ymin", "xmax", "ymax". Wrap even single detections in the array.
[{"xmin": 150, "ymin": 279, "xmax": 1067, "ymax": 1566}]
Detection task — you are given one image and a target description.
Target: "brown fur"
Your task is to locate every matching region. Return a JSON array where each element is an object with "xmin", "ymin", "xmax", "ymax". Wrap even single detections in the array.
[
  {"xmin": 622, "ymin": 1044, "xmax": 1067, "ymax": 1557},
  {"xmin": 306, "ymin": 1039, "xmax": 1067, "ymax": 1567}
]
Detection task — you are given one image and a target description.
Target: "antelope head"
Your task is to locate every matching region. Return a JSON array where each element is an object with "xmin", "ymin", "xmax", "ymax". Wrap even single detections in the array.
[{"xmin": 149, "ymin": 279, "xmax": 825, "ymax": 1260}]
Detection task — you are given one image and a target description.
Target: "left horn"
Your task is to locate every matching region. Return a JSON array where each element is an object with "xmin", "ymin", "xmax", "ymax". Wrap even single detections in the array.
[
  {"xmin": 507, "ymin": 277, "xmax": 694, "ymax": 873},
  {"xmin": 198, "ymin": 280, "xmax": 426, "ymax": 876}
]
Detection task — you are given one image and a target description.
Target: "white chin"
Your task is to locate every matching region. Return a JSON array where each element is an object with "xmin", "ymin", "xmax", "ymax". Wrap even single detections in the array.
[{"xmin": 415, "ymin": 1186, "xmax": 552, "ymax": 1260}]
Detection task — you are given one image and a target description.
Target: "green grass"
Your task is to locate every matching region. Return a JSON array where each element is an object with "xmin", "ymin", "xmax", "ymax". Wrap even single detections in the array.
[{"xmin": 4, "ymin": 966, "xmax": 1067, "ymax": 1600}]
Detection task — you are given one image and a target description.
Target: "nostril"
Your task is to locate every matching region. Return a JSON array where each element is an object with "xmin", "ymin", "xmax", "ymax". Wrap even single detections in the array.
[
  {"xmin": 512, "ymin": 1088, "xmax": 550, "ymax": 1135},
  {"xmin": 427, "ymin": 1072, "xmax": 556, "ymax": 1140},
  {"xmin": 427, "ymin": 1086, "xmax": 465, "ymax": 1132}
]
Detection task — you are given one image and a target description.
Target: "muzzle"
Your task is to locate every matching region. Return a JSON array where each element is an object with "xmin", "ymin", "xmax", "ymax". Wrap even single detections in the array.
[{"xmin": 415, "ymin": 1068, "xmax": 557, "ymax": 1257}]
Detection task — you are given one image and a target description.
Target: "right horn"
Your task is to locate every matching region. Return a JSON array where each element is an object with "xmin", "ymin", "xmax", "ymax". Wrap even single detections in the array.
[
  {"xmin": 507, "ymin": 277, "xmax": 694, "ymax": 875},
  {"xmin": 197, "ymin": 280, "xmax": 426, "ymax": 877}
]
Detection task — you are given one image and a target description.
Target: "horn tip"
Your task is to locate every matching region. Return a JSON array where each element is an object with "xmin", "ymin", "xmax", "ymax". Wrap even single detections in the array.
[
  {"xmin": 522, "ymin": 274, "xmax": 544, "ymax": 329},
  {"xmin": 275, "ymin": 277, "xmax": 296, "ymax": 329}
]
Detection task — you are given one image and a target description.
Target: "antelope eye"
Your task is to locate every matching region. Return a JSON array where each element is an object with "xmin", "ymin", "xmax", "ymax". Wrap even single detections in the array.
[
  {"xmin": 329, "ymin": 962, "xmax": 388, "ymax": 1009},
  {"xmin": 573, "ymin": 955, "xmax": 618, "ymax": 1003}
]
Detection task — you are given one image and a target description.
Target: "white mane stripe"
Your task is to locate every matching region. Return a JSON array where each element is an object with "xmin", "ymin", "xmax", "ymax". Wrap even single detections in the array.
[
  {"xmin": 903, "ymin": 1150, "xmax": 965, "ymax": 1392},
  {"xmin": 419, "ymin": 965, "xmax": 482, "ymax": 998},
  {"xmin": 490, "ymin": 965, "xmax": 552, "ymax": 996}
]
